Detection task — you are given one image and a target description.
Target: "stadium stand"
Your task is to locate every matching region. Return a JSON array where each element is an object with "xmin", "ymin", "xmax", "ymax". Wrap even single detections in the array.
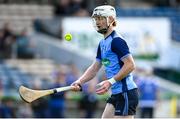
[
  {"xmin": 6, "ymin": 59, "xmax": 55, "ymax": 79},
  {"xmin": 0, "ymin": 4, "xmax": 53, "ymax": 32},
  {"xmin": 0, "ymin": 59, "xmax": 56, "ymax": 96}
]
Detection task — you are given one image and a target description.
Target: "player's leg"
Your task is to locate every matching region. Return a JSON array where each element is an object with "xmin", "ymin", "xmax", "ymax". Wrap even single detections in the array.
[
  {"xmin": 102, "ymin": 103, "xmax": 134, "ymax": 119},
  {"xmin": 101, "ymin": 103, "xmax": 115, "ymax": 118}
]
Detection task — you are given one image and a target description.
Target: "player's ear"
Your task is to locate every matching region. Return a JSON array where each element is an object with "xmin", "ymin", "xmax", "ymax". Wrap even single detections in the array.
[{"xmin": 108, "ymin": 16, "xmax": 116, "ymax": 26}]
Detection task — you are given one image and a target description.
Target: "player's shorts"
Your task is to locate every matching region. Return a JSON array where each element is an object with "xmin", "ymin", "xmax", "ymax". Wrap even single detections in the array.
[{"xmin": 107, "ymin": 88, "xmax": 139, "ymax": 116}]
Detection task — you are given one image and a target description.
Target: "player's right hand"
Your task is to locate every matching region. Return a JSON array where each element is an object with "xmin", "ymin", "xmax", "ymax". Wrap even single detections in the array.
[{"xmin": 71, "ymin": 80, "xmax": 82, "ymax": 91}]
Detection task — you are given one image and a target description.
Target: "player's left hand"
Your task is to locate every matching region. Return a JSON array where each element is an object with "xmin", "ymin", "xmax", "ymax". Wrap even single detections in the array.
[{"xmin": 96, "ymin": 80, "xmax": 111, "ymax": 95}]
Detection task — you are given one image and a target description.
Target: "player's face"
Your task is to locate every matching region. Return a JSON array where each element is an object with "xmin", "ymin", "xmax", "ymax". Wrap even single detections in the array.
[{"xmin": 92, "ymin": 16, "xmax": 108, "ymax": 32}]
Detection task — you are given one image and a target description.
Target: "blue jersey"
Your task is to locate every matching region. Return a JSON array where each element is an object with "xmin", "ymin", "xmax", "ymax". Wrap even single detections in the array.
[{"xmin": 96, "ymin": 30, "xmax": 137, "ymax": 94}]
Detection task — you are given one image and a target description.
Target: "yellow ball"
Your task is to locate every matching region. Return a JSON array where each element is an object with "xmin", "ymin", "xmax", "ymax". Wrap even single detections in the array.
[{"xmin": 64, "ymin": 33, "xmax": 72, "ymax": 41}]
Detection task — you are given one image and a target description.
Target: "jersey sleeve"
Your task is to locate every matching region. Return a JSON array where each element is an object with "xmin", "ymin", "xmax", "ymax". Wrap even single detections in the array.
[
  {"xmin": 111, "ymin": 38, "xmax": 130, "ymax": 60},
  {"xmin": 96, "ymin": 43, "xmax": 101, "ymax": 62}
]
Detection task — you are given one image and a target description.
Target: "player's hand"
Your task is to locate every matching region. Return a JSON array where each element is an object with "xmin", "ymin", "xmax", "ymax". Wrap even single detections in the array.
[
  {"xmin": 96, "ymin": 80, "xmax": 111, "ymax": 95},
  {"xmin": 71, "ymin": 80, "xmax": 82, "ymax": 91}
]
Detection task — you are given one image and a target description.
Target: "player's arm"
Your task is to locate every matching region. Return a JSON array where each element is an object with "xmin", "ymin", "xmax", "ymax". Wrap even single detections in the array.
[
  {"xmin": 113, "ymin": 55, "xmax": 135, "ymax": 81},
  {"xmin": 71, "ymin": 60, "xmax": 102, "ymax": 91},
  {"xmin": 79, "ymin": 60, "xmax": 102, "ymax": 84}
]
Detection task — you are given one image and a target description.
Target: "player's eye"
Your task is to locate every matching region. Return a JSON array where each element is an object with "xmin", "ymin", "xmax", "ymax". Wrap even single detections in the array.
[{"xmin": 94, "ymin": 17, "xmax": 103, "ymax": 21}]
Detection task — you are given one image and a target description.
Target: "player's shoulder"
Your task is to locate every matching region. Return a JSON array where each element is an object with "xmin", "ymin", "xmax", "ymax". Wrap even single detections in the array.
[
  {"xmin": 112, "ymin": 36, "xmax": 126, "ymax": 45},
  {"xmin": 112, "ymin": 30, "xmax": 125, "ymax": 41}
]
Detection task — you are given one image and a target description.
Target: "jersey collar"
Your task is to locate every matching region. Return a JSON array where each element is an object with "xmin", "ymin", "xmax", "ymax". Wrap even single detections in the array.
[{"xmin": 104, "ymin": 30, "xmax": 115, "ymax": 40}]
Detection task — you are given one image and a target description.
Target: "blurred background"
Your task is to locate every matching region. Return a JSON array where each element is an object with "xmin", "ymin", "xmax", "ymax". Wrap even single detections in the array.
[{"xmin": 0, "ymin": 0, "xmax": 180, "ymax": 118}]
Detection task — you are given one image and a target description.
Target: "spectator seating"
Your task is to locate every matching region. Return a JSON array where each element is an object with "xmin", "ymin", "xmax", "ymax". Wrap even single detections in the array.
[
  {"xmin": 0, "ymin": 59, "xmax": 56, "ymax": 98},
  {"xmin": 0, "ymin": 4, "xmax": 53, "ymax": 33}
]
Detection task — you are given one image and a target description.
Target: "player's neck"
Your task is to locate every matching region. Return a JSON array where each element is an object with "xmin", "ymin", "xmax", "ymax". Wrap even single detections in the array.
[{"xmin": 104, "ymin": 28, "xmax": 114, "ymax": 39}]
